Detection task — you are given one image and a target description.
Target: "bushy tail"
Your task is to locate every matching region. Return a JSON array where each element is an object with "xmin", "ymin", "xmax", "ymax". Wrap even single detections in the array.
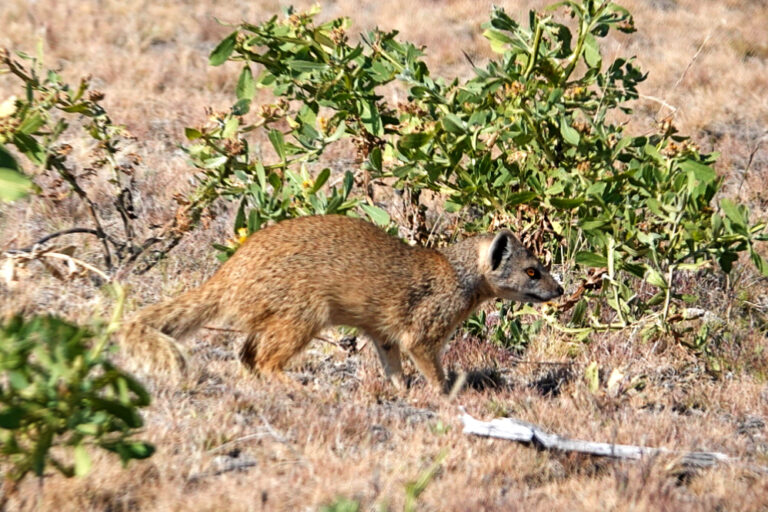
[{"xmin": 120, "ymin": 285, "xmax": 221, "ymax": 372}]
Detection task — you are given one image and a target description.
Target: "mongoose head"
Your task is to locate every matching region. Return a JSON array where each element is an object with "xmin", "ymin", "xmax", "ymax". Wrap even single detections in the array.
[{"xmin": 481, "ymin": 230, "xmax": 564, "ymax": 303}]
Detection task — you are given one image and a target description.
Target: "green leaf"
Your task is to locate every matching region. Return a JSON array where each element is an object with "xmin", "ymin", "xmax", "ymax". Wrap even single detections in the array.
[
  {"xmin": 236, "ymin": 65, "xmax": 256, "ymax": 101},
  {"xmin": 90, "ymin": 398, "xmax": 143, "ymax": 428},
  {"xmin": 360, "ymin": 100, "xmax": 383, "ymax": 137},
  {"xmin": 549, "ymin": 197, "xmax": 584, "ymax": 209},
  {"xmin": 209, "ymin": 31, "xmax": 238, "ymax": 66},
  {"xmin": 505, "ymin": 191, "xmax": 538, "ymax": 206},
  {"xmin": 583, "ymin": 34, "xmax": 601, "ymax": 68},
  {"xmin": 247, "ymin": 209, "xmax": 264, "ymax": 233},
  {"xmin": 580, "ymin": 219, "xmax": 608, "ymax": 231},
  {"xmin": 719, "ymin": 198, "xmax": 747, "ymax": 229},
  {"xmin": 124, "ymin": 441, "xmax": 155, "ymax": 460},
  {"xmin": 642, "ymin": 143, "xmax": 663, "ymax": 163},
  {"xmin": 750, "ymin": 248, "xmax": 768, "ymax": 277},
  {"xmin": 570, "ymin": 299, "xmax": 588, "ymax": 326},
  {"xmin": 612, "ymin": 136, "xmax": 633, "ymax": 155},
  {"xmin": 718, "ymin": 251, "xmax": 738, "ymax": 273},
  {"xmin": 231, "ymin": 98, "xmax": 251, "ymax": 115},
  {"xmin": 8, "ymin": 370, "xmax": 29, "ymax": 390},
  {"xmin": 12, "ymin": 133, "xmax": 45, "ymax": 165},
  {"xmin": 559, "ymin": 117, "xmax": 580, "ymax": 146},
  {"xmin": 0, "ymin": 167, "xmax": 33, "ymax": 202},
  {"xmin": 202, "ymin": 155, "xmax": 227, "ymax": 169},
  {"xmin": 100, "ymin": 440, "xmax": 155, "ymax": 462},
  {"xmin": 18, "ymin": 113, "xmax": 45, "ymax": 135},
  {"xmin": 284, "ymin": 59, "xmax": 330, "ymax": 73},
  {"xmin": 120, "ymin": 371, "xmax": 151, "ymax": 407},
  {"xmin": 342, "ymin": 170, "xmax": 354, "ymax": 196},
  {"xmin": 0, "ymin": 406, "xmax": 24, "ymax": 428},
  {"xmin": 399, "ymin": 132, "xmax": 432, "ymax": 150},
  {"xmin": 644, "ymin": 267, "xmax": 667, "ymax": 289},
  {"xmin": 61, "ymin": 104, "xmax": 90, "ymax": 114},
  {"xmin": 367, "ymin": 147, "xmax": 382, "ymax": 173},
  {"xmin": 483, "ymin": 28, "xmax": 514, "ymax": 53},
  {"xmin": 75, "ymin": 423, "xmax": 100, "ymax": 436},
  {"xmin": 360, "ymin": 203, "xmax": 390, "ymax": 226},
  {"xmin": 222, "ymin": 117, "xmax": 239, "ymax": 140},
  {"xmin": 678, "ymin": 159, "xmax": 716, "ymax": 185},
  {"xmin": 268, "ymin": 129, "xmax": 286, "ymax": 162},
  {"xmin": 0, "ymin": 144, "xmax": 20, "ymax": 170},
  {"xmin": 32, "ymin": 429, "xmax": 54, "ymax": 476},
  {"xmin": 575, "ymin": 251, "xmax": 608, "ymax": 268},
  {"xmin": 256, "ymin": 70, "xmax": 276, "ymax": 86},
  {"xmin": 444, "ymin": 199, "xmax": 462, "ymax": 213},
  {"xmin": 184, "ymin": 127, "xmax": 202, "ymax": 140},
  {"xmin": 73, "ymin": 444, "xmax": 92, "ymax": 477},
  {"xmin": 621, "ymin": 262, "xmax": 646, "ymax": 279},
  {"xmin": 310, "ymin": 168, "xmax": 330, "ymax": 194},
  {"xmin": 584, "ymin": 361, "xmax": 599, "ymax": 393},
  {"xmin": 324, "ymin": 122, "xmax": 346, "ymax": 143},
  {"xmin": 234, "ymin": 198, "xmax": 246, "ymax": 232},
  {"xmin": 441, "ymin": 114, "xmax": 466, "ymax": 134}
]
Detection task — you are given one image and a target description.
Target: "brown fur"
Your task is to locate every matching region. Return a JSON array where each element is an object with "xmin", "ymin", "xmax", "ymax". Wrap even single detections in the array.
[{"xmin": 121, "ymin": 215, "xmax": 563, "ymax": 392}]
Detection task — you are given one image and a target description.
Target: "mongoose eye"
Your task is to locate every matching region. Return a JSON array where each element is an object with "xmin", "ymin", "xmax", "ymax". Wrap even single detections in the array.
[{"xmin": 525, "ymin": 267, "xmax": 540, "ymax": 279}]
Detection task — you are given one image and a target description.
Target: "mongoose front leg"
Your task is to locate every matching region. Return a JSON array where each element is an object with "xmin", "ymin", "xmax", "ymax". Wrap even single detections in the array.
[
  {"xmin": 371, "ymin": 339, "xmax": 406, "ymax": 389},
  {"xmin": 405, "ymin": 343, "xmax": 447, "ymax": 393}
]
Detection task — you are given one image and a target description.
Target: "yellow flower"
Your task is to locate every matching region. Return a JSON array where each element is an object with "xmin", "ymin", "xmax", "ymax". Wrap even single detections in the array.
[{"xmin": 237, "ymin": 227, "xmax": 249, "ymax": 244}]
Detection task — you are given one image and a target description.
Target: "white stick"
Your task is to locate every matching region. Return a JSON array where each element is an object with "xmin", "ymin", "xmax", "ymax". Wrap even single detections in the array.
[{"xmin": 459, "ymin": 410, "xmax": 731, "ymax": 464}]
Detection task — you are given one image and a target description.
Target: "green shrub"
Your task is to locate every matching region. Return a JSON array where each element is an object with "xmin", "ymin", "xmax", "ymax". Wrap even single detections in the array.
[
  {"xmin": 195, "ymin": 0, "xmax": 766, "ymax": 337},
  {"xmin": 0, "ymin": 294, "xmax": 153, "ymax": 484}
]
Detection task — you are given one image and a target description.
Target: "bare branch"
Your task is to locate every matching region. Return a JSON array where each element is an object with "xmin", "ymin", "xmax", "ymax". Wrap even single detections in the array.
[{"xmin": 460, "ymin": 409, "xmax": 731, "ymax": 464}]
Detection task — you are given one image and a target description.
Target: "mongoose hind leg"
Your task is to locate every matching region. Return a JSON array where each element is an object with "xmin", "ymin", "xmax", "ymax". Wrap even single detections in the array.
[
  {"xmin": 239, "ymin": 333, "xmax": 260, "ymax": 371},
  {"xmin": 370, "ymin": 338, "xmax": 406, "ymax": 389},
  {"xmin": 239, "ymin": 315, "xmax": 321, "ymax": 374}
]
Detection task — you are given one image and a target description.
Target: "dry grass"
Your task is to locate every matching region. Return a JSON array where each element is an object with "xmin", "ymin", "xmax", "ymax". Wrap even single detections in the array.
[{"xmin": 1, "ymin": 0, "xmax": 768, "ymax": 510}]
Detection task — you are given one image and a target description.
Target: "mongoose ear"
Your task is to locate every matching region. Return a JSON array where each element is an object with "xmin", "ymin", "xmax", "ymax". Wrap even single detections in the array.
[{"xmin": 488, "ymin": 231, "xmax": 511, "ymax": 271}]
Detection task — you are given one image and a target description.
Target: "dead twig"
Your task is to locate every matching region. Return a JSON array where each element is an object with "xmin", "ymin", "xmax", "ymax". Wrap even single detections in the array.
[
  {"xmin": 6, "ymin": 228, "xmax": 109, "ymax": 253},
  {"xmin": 655, "ymin": 26, "xmax": 718, "ymax": 120},
  {"xmin": 499, "ymin": 359, "xmax": 575, "ymax": 368},
  {"xmin": 186, "ymin": 458, "xmax": 259, "ymax": 482},
  {"xmin": 201, "ymin": 326, "xmax": 362, "ymax": 353},
  {"xmin": 3, "ymin": 246, "xmax": 111, "ymax": 284},
  {"xmin": 557, "ymin": 268, "xmax": 607, "ymax": 313},
  {"xmin": 202, "ymin": 325, "xmax": 243, "ymax": 334},
  {"xmin": 208, "ymin": 432, "xmax": 271, "ymax": 454},
  {"xmin": 460, "ymin": 409, "xmax": 734, "ymax": 467},
  {"xmin": 258, "ymin": 414, "xmax": 313, "ymax": 474},
  {"xmin": 737, "ymin": 134, "xmax": 767, "ymax": 196},
  {"xmin": 639, "ymin": 94, "xmax": 678, "ymax": 116}
]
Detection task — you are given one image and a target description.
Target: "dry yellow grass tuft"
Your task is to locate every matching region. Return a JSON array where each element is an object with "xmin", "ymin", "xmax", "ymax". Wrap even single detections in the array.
[{"xmin": 1, "ymin": 1, "xmax": 767, "ymax": 510}]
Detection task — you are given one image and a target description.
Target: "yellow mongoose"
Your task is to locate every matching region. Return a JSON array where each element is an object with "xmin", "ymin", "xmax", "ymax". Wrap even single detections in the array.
[{"xmin": 123, "ymin": 215, "xmax": 563, "ymax": 392}]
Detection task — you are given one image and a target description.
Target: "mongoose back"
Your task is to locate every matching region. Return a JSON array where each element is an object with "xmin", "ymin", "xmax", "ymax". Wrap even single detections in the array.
[{"xmin": 123, "ymin": 215, "xmax": 563, "ymax": 392}]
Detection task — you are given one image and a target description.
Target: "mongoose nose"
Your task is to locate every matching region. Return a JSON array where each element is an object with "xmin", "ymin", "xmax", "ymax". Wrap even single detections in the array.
[{"xmin": 556, "ymin": 284, "xmax": 564, "ymax": 297}]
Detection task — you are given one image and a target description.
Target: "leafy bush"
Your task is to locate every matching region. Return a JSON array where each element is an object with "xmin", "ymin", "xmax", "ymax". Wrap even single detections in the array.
[
  {"xmin": 195, "ymin": 0, "xmax": 766, "ymax": 338},
  {"xmin": 0, "ymin": 296, "xmax": 154, "ymax": 485},
  {"xmin": 3, "ymin": 0, "xmax": 765, "ymax": 349},
  {"xmin": 0, "ymin": 47, "xmax": 206, "ymax": 273}
]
